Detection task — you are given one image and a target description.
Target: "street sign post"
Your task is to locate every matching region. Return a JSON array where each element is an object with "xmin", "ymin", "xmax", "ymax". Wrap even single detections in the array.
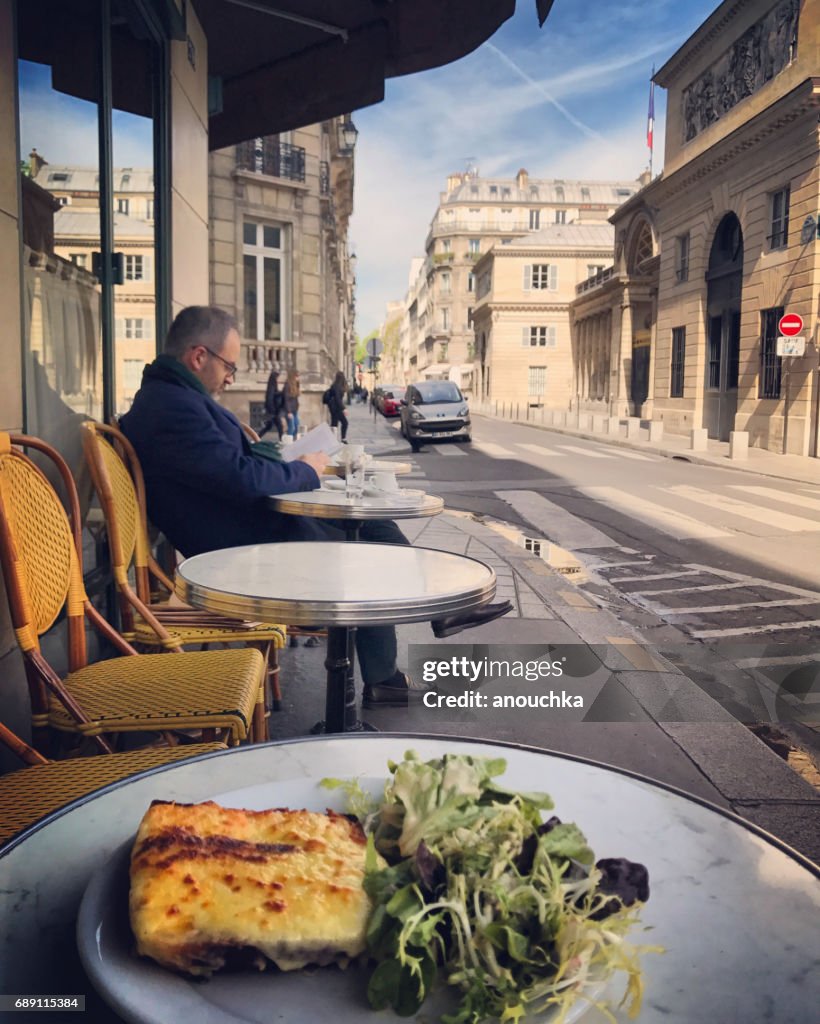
[{"xmin": 778, "ymin": 313, "xmax": 803, "ymax": 337}]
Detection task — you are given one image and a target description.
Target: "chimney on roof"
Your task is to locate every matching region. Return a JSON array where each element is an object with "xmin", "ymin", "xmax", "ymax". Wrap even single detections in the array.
[
  {"xmin": 516, "ymin": 168, "xmax": 528, "ymax": 190},
  {"xmin": 29, "ymin": 149, "xmax": 48, "ymax": 177},
  {"xmin": 446, "ymin": 172, "xmax": 464, "ymax": 193}
]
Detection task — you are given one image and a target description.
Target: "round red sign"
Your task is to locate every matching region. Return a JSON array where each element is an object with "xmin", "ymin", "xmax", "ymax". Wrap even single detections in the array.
[{"xmin": 778, "ymin": 313, "xmax": 803, "ymax": 337}]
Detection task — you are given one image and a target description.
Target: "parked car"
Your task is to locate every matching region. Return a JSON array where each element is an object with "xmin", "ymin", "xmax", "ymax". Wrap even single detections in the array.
[
  {"xmin": 399, "ymin": 380, "xmax": 471, "ymax": 451},
  {"xmin": 378, "ymin": 386, "xmax": 403, "ymax": 417}
]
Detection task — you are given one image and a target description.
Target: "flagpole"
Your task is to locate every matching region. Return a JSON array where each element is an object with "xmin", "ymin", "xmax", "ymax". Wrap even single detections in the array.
[{"xmin": 647, "ymin": 67, "xmax": 655, "ymax": 179}]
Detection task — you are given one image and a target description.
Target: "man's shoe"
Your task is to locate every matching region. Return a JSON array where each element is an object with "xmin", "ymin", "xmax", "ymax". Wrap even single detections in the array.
[
  {"xmin": 362, "ymin": 673, "xmax": 430, "ymax": 709},
  {"xmin": 431, "ymin": 600, "xmax": 514, "ymax": 639}
]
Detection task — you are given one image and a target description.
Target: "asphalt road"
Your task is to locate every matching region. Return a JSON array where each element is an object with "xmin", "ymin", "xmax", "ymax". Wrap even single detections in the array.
[{"xmin": 378, "ymin": 409, "xmax": 820, "ymax": 755}]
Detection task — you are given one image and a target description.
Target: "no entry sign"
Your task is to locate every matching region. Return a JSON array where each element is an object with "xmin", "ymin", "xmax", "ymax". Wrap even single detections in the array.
[{"xmin": 778, "ymin": 313, "xmax": 803, "ymax": 337}]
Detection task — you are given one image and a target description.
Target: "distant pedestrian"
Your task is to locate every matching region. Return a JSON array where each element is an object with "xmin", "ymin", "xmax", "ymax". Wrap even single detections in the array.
[
  {"xmin": 324, "ymin": 370, "xmax": 349, "ymax": 441},
  {"xmin": 260, "ymin": 369, "xmax": 285, "ymax": 439},
  {"xmin": 283, "ymin": 369, "xmax": 300, "ymax": 438}
]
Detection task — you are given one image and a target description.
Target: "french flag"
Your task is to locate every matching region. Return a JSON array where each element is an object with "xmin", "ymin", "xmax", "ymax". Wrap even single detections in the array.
[{"xmin": 647, "ymin": 69, "xmax": 655, "ymax": 152}]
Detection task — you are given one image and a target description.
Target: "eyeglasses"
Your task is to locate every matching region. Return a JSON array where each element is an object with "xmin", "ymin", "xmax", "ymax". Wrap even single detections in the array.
[{"xmin": 201, "ymin": 345, "xmax": 238, "ymax": 378}]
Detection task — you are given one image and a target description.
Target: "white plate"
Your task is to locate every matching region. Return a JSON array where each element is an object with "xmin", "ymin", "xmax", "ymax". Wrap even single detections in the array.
[{"xmin": 77, "ymin": 771, "xmax": 607, "ymax": 1024}]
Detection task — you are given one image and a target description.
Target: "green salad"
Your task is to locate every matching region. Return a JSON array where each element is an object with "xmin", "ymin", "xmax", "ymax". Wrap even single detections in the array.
[{"xmin": 323, "ymin": 751, "xmax": 656, "ymax": 1024}]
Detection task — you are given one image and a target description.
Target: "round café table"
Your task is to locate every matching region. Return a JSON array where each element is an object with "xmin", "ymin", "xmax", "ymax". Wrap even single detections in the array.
[
  {"xmin": 268, "ymin": 487, "xmax": 444, "ymax": 541},
  {"xmin": 175, "ymin": 542, "xmax": 495, "ymax": 733},
  {"xmin": 323, "ymin": 458, "xmax": 412, "ymax": 478},
  {"xmin": 1, "ymin": 735, "xmax": 818, "ymax": 1024}
]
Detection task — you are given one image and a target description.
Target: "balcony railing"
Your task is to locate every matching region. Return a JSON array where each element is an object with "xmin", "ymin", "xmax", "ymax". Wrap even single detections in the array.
[
  {"xmin": 575, "ymin": 266, "xmax": 616, "ymax": 295},
  {"xmin": 319, "ymin": 160, "xmax": 330, "ymax": 196},
  {"xmin": 236, "ymin": 138, "xmax": 306, "ymax": 183}
]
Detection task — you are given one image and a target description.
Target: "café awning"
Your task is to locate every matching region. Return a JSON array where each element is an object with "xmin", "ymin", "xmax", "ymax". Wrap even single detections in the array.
[{"xmin": 198, "ymin": 0, "xmax": 554, "ymax": 149}]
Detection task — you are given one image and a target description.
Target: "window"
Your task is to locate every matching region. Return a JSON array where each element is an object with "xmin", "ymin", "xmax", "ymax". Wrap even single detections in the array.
[
  {"xmin": 243, "ymin": 220, "xmax": 286, "ymax": 341},
  {"xmin": 759, "ymin": 307, "xmax": 783, "ymax": 399},
  {"xmin": 470, "ymin": 184, "xmax": 479, "ymax": 195},
  {"xmin": 769, "ymin": 187, "xmax": 790, "ymax": 249},
  {"xmin": 522, "ymin": 326, "xmax": 557, "ymax": 348},
  {"xmin": 581, "ymin": 187, "xmax": 590, "ymax": 200},
  {"xmin": 146, "ymin": 198, "xmax": 154, "ymax": 220},
  {"xmin": 670, "ymin": 327, "xmax": 686, "ymax": 397},
  {"xmin": 69, "ymin": 253, "xmax": 87, "ymax": 268},
  {"xmin": 554, "ymin": 209, "xmax": 566, "ymax": 224},
  {"xmin": 123, "ymin": 359, "xmax": 146, "ymax": 394},
  {"xmin": 502, "ymin": 187, "xmax": 511, "ymax": 198},
  {"xmin": 441, "ymin": 238, "xmax": 451, "ymax": 254},
  {"xmin": 676, "ymin": 233, "xmax": 690, "ymax": 282},
  {"xmin": 441, "ymin": 308, "xmax": 450, "ymax": 331},
  {"xmin": 49, "ymin": 171, "xmax": 70, "ymax": 183},
  {"xmin": 587, "ymin": 264, "xmax": 606, "ymax": 277},
  {"xmin": 124, "ymin": 255, "xmax": 145, "ymax": 281},
  {"xmin": 616, "ymin": 188, "xmax": 633, "ymax": 198},
  {"xmin": 468, "ymin": 238, "xmax": 480, "ymax": 254},
  {"xmin": 440, "ymin": 271, "xmax": 451, "ymax": 295},
  {"xmin": 529, "ymin": 209, "xmax": 540, "ymax": 230},
  {"xmin": 524, "ymin": 264, "xmax": 558, "ymax": 291},
  {"xmin": 707, "ymin": 316, "xmax": 722, "ymax": 389},
  {"xmin": 528, "ymin": 366, "xmax": 547, "ymax": 396},
  {"xmin": 530, "ymin": 186, "xmax": 539, "ymax": 198},
  {"xmin": 469, "ymin": 208, "xmax": 480, "ymax": 214},
  {"xmin": 124, "ymin": 318, "xmax": 145, "ymax": 339},
  {"xmin": 116, "ymin": 197, "xmax": 129, "ymax": 215},
  {"xmin": 466, "ymin": 306, "xmax": 474, "ymax": 328},
  {"xmin": 467, "ymin": 272, "xmax": 475, "ymax": 293},
  {"xmin": 56, "ymin": 195, "xmax": 71, "ymax": 206},
  {"xmin": 489, "ymin": 185, "xmax": 498, "ymax": 195},
  {"xmin": 555, "ymin": 186, "xmax": 564, "ymax": 201}
]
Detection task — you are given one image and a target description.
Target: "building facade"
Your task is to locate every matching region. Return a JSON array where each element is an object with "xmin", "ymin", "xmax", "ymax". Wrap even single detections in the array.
[
  {"xmin": 209, "ymin": 122, "xmax": 356, "ymax": 430},
  {"xmin": 572, "ymin": 0, "xmax": 820, "ymax": 455},
  {"xmin": 472, "ymin": 224, "xmax": 618, "ymax": 410}
]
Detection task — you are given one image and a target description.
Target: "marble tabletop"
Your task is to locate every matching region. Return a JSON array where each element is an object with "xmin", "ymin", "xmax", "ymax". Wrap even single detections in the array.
[
  {"xmin": 175, "ymin": 542, "xmax": 495, "ymax": 626},
  {"xmin": 1, "ymin": 735, "xmax": 818, "ymax": 1023},
  {"xmin": 268, "ymin": 487, "xmax": 444, "ymax": 521}
]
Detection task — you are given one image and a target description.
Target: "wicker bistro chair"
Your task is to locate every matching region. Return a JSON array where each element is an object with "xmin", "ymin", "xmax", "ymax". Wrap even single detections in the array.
[
  {"xmin": 0, "ymin": 719, "xmax": 224, "ymax": 849},
  {"xmin": 0, "ymin": 433, "xmax": 264, "ymax": 751},
  {"xmin": 81, "ymin": 422, "xmax": 287, "ymax": 718}
]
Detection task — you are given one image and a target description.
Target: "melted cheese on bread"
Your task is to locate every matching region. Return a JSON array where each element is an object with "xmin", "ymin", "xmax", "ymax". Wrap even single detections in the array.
[{"xmin": 129, "ymin": 800, "xmax": 379, "ymax": 978}]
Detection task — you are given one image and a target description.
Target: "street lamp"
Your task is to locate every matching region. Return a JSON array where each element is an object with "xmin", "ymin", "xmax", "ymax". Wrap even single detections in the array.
[{"xmin": 337, "ymin": 116, "xmax": 358, "ymax": 155}]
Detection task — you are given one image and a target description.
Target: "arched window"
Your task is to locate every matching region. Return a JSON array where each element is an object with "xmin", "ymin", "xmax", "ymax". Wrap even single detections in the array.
[{"xmin": 628, "ymin": 220, "xmax": 654, "ymax": 273}]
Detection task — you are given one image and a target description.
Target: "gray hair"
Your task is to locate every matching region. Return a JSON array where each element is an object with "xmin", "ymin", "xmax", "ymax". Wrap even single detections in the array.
[{"xmin": 164, "ymin": 306, "xmax": 238, "ymax": 358}]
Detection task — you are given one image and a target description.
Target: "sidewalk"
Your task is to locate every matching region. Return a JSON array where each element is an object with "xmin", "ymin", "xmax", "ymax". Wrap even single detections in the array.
[
  {"xmin": 272, "ymin": 403, "xmax": 819, "ymax": 865},
  {"xmin": 471, "ymin": 404, "xmax": 820, "ymax": 487}
]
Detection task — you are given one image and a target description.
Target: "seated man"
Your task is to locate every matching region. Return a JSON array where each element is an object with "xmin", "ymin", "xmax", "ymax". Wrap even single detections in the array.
[{"xmin": 121, "ymin": 306, "xmax": 509, "ymax": 707}]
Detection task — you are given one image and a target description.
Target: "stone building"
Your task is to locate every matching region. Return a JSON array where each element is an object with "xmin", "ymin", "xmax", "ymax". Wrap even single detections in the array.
[
  {"xmin": 208, "ymin": 121, "xmax": 356, "ymax": 430},
  {"xmin": 572, "ymin": 0, "xmax": 820, "ymax": 455},
  {"xmin": 471, "ymin": 223, "xmax": 617, "ymax": 410}
]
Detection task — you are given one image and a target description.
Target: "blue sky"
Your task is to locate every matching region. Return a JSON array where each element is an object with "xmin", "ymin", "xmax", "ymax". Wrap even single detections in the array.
[{"xmin": 351, "ymin": 0, "xmax": 719, "ymax": 335}]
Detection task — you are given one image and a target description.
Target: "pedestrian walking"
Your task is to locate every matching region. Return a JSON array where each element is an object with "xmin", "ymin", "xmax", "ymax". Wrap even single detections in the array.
[
  {"xmin": 283, "ymin": 369, "xmax": 300, "ymax": 438},
  {"xmin": 260, "ymin": 369, "xmax": 285, "ymax": 439},
  {"xmin": 323, "ymin": 370, "xmax": 349, "ymax": 441}
]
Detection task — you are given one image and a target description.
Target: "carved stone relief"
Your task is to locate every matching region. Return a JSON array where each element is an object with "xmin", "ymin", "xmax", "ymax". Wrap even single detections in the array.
[{"xmin": 682, "ymin": 0, "xmax": 799, "ymax": 143}]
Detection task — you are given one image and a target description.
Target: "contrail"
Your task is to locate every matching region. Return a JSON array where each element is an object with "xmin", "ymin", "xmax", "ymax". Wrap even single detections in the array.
[{"xmin": 485, "ymin": 42, "xmax": 605, "ymax": 142}]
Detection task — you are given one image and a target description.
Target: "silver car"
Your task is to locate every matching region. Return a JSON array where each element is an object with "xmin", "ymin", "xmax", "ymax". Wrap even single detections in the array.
[{"xmin": 400, "ymin": 380, "xmax": 471, "ymax": 452}]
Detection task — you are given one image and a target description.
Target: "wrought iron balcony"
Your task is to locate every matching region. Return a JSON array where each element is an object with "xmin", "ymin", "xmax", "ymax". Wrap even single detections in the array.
[
  {"xmin": 236, "ymin": 138, "xmax": 306, "ymax": 183},
  {"xmin": 319, "ymin": 160, "xmax": 330, "ymax": 196}
]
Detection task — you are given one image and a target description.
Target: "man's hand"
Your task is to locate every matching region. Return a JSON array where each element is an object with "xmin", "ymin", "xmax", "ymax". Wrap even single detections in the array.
[{"xmin": 299, "ymin": 451, "xmax": 330, "ymax": 479}]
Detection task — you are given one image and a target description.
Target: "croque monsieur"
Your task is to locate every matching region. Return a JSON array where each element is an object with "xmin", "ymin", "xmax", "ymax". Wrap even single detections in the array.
[{"xmin": 129, "ymin": 799, "xmax": 381, "ymax": 978}]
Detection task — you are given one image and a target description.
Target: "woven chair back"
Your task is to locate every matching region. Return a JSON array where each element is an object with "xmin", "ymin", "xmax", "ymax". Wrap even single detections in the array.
[
  {"xmin": 0, "ymin": 435, "xmax": 88, "ymax": 651},
  {"xmin": 81, "ymin": 422, "xmax": 145, "ymax": 583}
]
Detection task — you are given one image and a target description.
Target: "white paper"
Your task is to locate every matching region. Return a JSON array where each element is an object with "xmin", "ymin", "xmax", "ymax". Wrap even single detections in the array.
[{"xmin": 280, "ymin": 423, "xmax": 344, "ymax": 462}]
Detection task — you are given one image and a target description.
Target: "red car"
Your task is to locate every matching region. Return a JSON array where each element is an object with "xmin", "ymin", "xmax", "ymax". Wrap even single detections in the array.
[{"xmin": 380, "ymin": 387, "xmax": 402, "ymax": 417}]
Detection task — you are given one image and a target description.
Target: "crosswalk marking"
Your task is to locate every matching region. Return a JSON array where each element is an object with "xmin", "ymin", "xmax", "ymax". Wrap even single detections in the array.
[
  {"xmin": 471, "ymin": 441, "xmax": 513, "ymax": 458},
  {"xmin": 691, "ymin": 619, "xmax": 820, "ymax": 639},
  {"xmin": 555, "ymin": 445, "xmax": 614, "ymax": 459},
  {"xmin": 729, "ymin": 485, "xmax": 820, "ymax": 514},
  {"xmin": 662, "ymin": 596, "xmax": 820, "ymax": 616},
  {"xmin": 516, "ymin": 443, "xmax": 566, "ymax": 456},
  {"xmin": 667, "ymin": 485, "xmax": 820, "ymax": 533},
  {"xmin": 596, "ymin": 448, "xmax": 658, "ymax": 461},
  {"xmin": 580, "ymin": 486, "xmax": 732, "ymax": 539},
  {"xmin": 433, "ymin": 444, "xmax": 468, "ymax": 457}
]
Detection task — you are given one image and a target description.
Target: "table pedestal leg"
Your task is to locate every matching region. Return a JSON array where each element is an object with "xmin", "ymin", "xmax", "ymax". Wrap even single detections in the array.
[{"xmin": 311, "ymin": 626, "xmax": 376, "ymax": 734}]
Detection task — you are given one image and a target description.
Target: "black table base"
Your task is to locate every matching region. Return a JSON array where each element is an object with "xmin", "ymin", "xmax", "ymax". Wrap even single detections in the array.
[{"xmin": 310, "ymin": 625, "xmax": 377, "ymax": 734}]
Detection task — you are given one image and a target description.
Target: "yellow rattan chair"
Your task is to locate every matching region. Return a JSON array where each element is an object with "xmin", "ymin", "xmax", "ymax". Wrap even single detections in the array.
[
  {"xmin": 81, "ymin": 422, "xmax": 288, "ymax": 719},
  {"xmin": 0, "ymin": 720, "xmax": 225, "ymax": 849},
  {"xmin": 0, "ymin": 433, "xmax": 263, "ymax": 751}
]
